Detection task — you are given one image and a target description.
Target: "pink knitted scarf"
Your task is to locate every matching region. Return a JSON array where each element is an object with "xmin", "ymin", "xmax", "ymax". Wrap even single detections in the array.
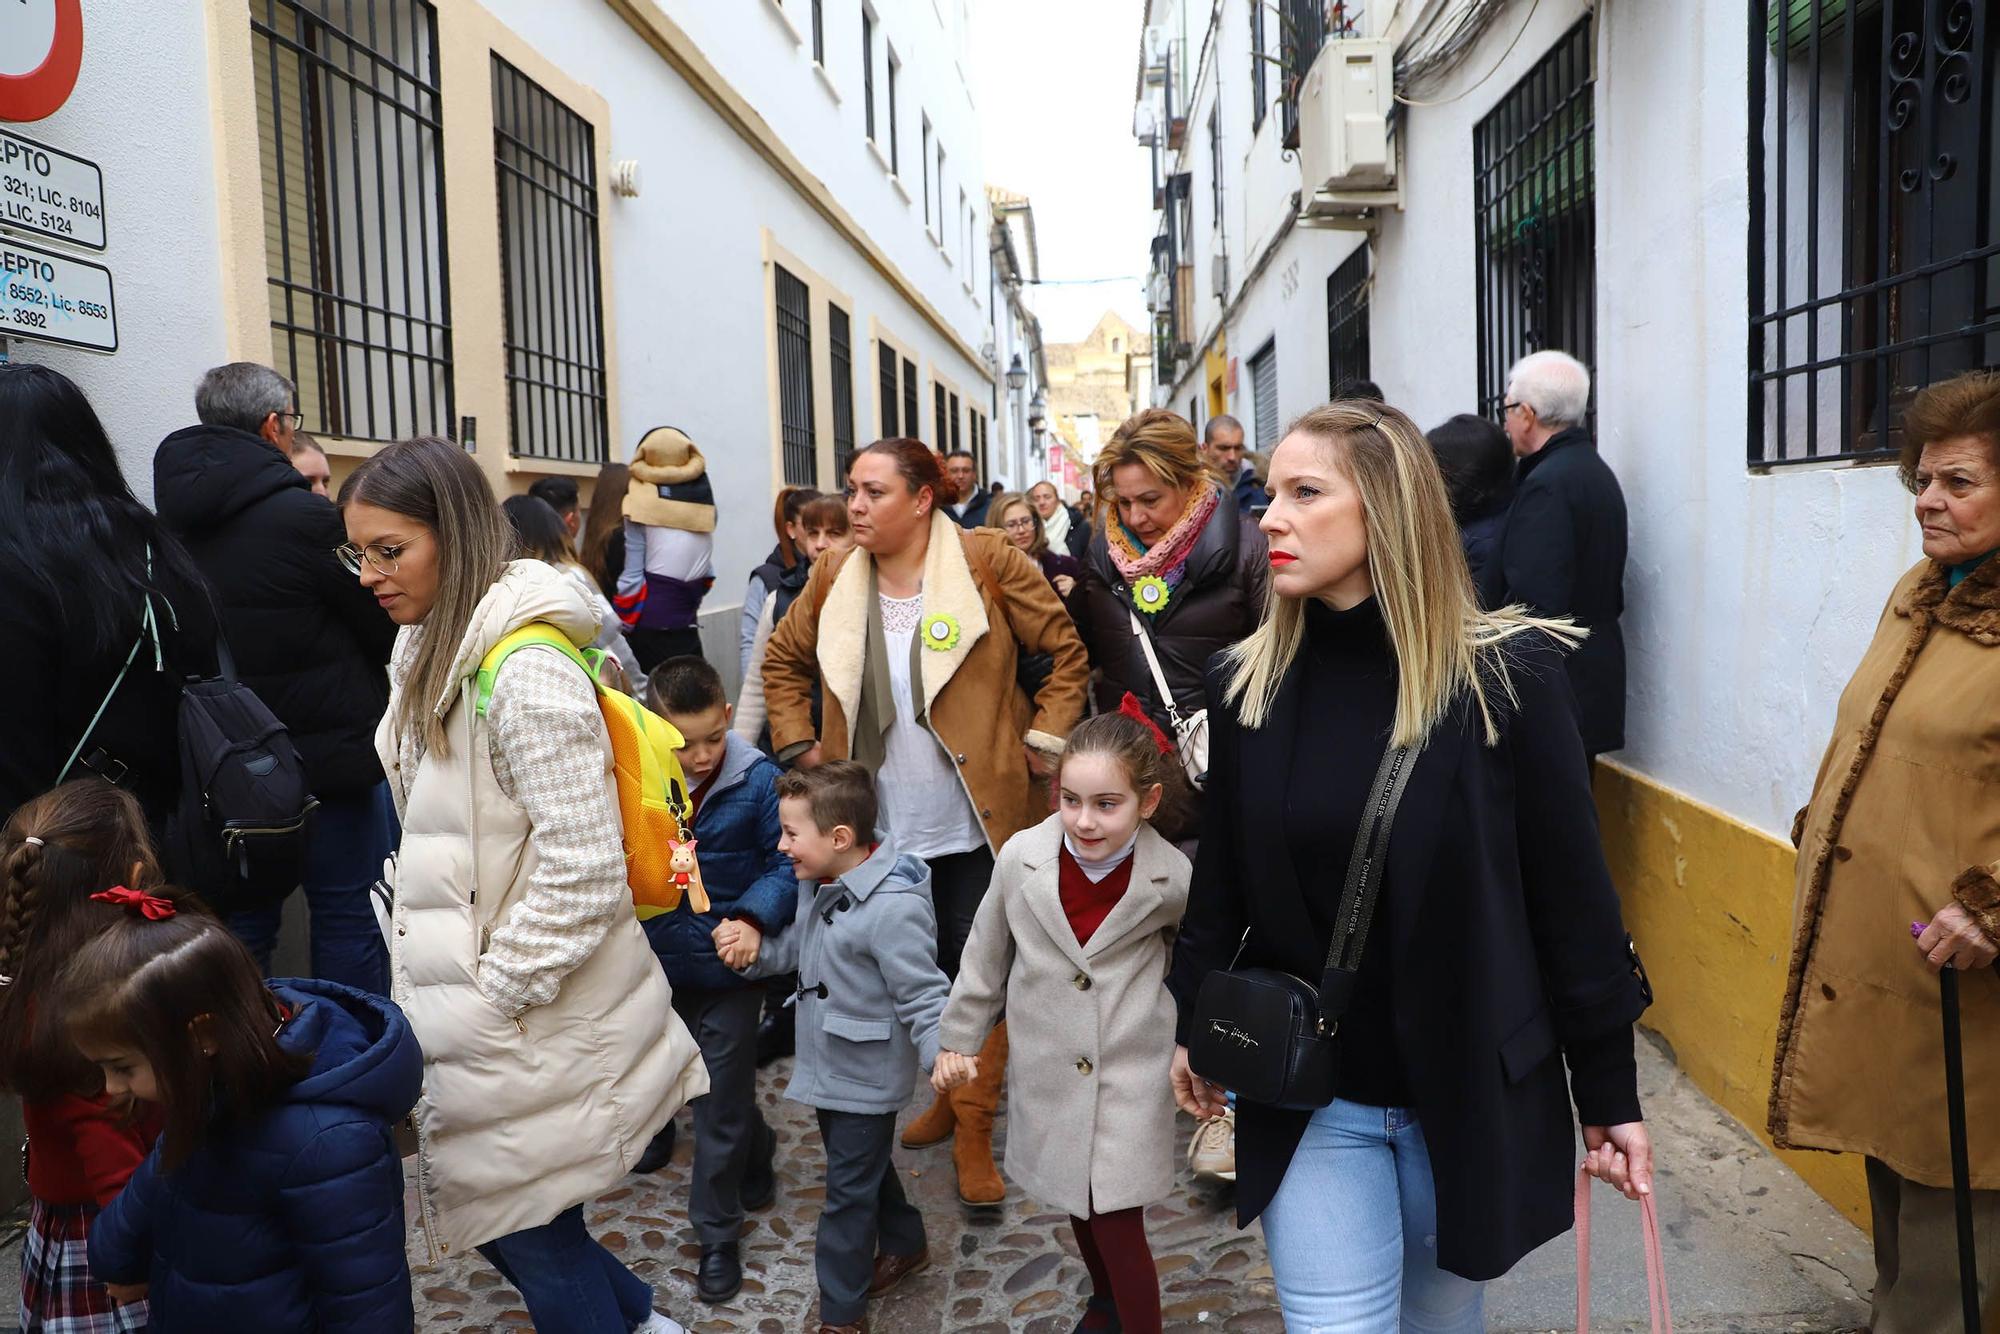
[{"xmin": 1105, "ymin": 480, "xmax": 1223, "ymax": 586}]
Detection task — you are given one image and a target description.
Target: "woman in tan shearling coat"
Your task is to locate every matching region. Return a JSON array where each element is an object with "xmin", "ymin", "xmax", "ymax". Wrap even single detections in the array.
[
  {"xmin": 763, "ymin": 438, "xmax": 1088, "ymax": 1206},
  {"xmin": 1772, "ymin": 370, "xmax": 2000, "ymax": 1333}
]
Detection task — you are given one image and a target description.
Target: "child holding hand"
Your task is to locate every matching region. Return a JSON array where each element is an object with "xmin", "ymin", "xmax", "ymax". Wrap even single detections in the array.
[
  {"xmin": 716, "ymin": 761, "xmax": 948, "ymax": 1334},
  {"xmin": 64, "ymin": 891, "xmax": 423, "ymax": 1333},
  {"xmin": 934, "ymin": 714, "xmax": 1192, "ymax": 1334}
]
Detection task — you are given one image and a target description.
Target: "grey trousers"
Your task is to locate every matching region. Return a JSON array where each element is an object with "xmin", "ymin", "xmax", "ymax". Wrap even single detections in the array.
[
  {"xmin": 1867, "ymin": 1156, "xmax": 2000, "ymax": 1334},
  {"xmin": 674, "ymin": 986, "xmax": 772, "ymax": 1247},
  {"xmin": 815, "ymin": 1108, "xmax": 927, "ymax": 1325}
]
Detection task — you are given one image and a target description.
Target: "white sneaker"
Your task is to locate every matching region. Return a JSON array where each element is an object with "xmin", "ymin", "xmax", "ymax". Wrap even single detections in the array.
[
  {"xmin": 1187, "ymin": 1106, "xmax": 1237, "ymax": 1182},
  {"xmin": 634, "ymin": 1315, "xmax": 686, "ymax": 1334}
]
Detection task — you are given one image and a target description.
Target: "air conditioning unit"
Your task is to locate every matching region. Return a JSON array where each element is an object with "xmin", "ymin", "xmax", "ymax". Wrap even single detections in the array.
[
  {"xmin": 1210, "ymin": 245, "xmax": 1228, "ymax": 299},
  {"xmin": 1133, "ymin": 101, "xmax": 1159, "ymax": 145},
  {"xmin": 1144, "ymin": 24, "xmax": 1169, "ymax": 64},
  {"xmin": 1296, "ymin": 38, "xmax": 1400, "ymax": 226}
]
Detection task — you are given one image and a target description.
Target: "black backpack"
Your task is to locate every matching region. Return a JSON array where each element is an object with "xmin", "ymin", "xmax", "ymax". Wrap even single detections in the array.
[{"xmin": 64, "ymin": 585, "xmax": 318, "ymax": 915}]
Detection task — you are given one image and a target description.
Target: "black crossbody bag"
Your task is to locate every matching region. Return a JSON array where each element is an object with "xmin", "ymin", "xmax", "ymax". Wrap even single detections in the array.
[{"xmin": 1187, "ymin": 740, "xmax": 1418, "ymax": 1110}]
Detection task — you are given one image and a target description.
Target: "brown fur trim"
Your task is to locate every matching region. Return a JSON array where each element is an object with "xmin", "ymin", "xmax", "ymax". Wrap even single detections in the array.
[
  {"xmin": 1767, "ymin": 603, "xmax": 1938, "ymax": 1146},
  {"xmin": 1892, "ymin": 556, "xmax": 2000, "ymax": 644},
  {"xmin": 1789, "ymin": 805, "xmax": 1808, "ymax": 850},
  {"xmin": 1953, "ymin": 865, "xmax": 2000, "ymax": 947}
]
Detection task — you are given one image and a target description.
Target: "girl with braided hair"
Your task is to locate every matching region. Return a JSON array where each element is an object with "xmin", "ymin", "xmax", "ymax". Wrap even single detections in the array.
[{"xmin": 0, "ymin": 780, "xmax": 167, "ymax": 1333}]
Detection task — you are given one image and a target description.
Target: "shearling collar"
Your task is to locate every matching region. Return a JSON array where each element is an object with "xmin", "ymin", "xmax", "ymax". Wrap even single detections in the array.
[
  {"xmin": 814, "ymin": 510, "xmax": 992, "ymax": 729},
  {"xmin": 1891, "ymin": 554, "xmax": 2000, "ymax": 644}
]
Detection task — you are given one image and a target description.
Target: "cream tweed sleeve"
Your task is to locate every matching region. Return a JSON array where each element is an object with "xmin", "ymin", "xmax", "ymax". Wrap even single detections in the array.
[{"xmin": 477, "ymin": 644, "xmax": 631, "ymax": 1017}]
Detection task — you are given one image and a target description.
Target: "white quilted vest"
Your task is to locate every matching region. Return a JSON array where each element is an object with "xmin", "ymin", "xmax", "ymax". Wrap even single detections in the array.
[{"xmin": 380, "ymin": 562, "xmax": 708, "ymax": 1258}]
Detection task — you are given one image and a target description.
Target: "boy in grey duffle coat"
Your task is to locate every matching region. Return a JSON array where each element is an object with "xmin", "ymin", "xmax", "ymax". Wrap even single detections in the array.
[{"xmin": 714, "ymin": 761, "xmax": 947, "ymax": 1333}]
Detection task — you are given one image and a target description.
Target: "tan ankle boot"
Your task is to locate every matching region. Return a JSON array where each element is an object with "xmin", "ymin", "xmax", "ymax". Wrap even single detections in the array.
[
  {"xmin": 900, "ymin": 1089, "xmax": 956, "ymax": 1149},
  {"xmin": 950, "ymin": 1021, "xmax": 1008, "ymax": 1205}
]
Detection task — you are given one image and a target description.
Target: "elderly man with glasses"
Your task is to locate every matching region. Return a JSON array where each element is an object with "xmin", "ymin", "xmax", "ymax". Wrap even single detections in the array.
[
  {"xmin": 1491, "ymin": 349, "xmax": 1629, "ymax": 759},
  {"xmin": 153, "ymin": 361, "xmax": 399, "ymax": 994}
]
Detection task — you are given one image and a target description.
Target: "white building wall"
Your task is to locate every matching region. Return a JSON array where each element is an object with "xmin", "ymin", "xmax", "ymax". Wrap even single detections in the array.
[{"xmin": 5, "ymin": 1, "xmax": 229, "ymax": 502}]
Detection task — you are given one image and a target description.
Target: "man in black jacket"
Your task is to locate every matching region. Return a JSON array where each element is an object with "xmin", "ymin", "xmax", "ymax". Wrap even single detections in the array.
[
  {"xmin": 1491, "ymin": 350, "xmax": 1628, "ymax": 757},
  {"xmin": 943, "ymin": 450, "xmax": 992, "ymax": 528},
  {"xmin": 154, "ymin": 363, "xmax": 398, "ymax": 993}
]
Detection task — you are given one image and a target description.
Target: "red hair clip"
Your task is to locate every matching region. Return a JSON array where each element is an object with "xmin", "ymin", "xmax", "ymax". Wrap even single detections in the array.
[
  {"xmin": 1117, "ymin": 692, "xmax": 1178, "ymax": 758},
  {"xmin": 90, "ymin": 885, "xmax": 176, "ymax": 921}
]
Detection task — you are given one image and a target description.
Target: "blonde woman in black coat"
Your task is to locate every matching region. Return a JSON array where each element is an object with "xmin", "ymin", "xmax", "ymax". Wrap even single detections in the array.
[{"xmin": 1167, "ymin": 402, "xmax": 1655, "ymax": 1330}]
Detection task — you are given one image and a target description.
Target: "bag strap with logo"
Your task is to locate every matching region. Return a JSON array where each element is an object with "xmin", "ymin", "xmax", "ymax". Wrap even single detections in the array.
[{"xmin": 1313, "ymin": 739, "xmax": 1417, "ymax": 1030}]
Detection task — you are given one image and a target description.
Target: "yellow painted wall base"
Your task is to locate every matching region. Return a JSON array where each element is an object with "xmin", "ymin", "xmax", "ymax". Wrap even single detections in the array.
[{"xmin": 1593, "ymin": 760, "xmax": 1871, "ymax": 1229}]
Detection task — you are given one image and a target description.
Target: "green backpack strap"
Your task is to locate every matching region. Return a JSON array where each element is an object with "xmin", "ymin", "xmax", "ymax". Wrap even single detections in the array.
[{"xmin": 475, "ymin": 623, "xmax": 601, "ymax": 718}]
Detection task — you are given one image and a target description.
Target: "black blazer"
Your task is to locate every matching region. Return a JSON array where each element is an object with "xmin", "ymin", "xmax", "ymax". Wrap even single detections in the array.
[
  {"xmin": 1490, "ymin": 428, "xmax": 1628, "ymax": 755},
  {"xmin": 1167, "ymin": 635, "xmax": 1648, "ymax": 1281}
]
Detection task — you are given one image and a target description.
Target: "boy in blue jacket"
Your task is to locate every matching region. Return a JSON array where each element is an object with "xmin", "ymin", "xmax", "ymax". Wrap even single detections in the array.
[
  {"xmin": 641, "ymin": 656, "xmax": 800, "ymax": 1305},
  {"xmin": 714, "ymin": 762, "xmax": 948, "ymax": 1334}
]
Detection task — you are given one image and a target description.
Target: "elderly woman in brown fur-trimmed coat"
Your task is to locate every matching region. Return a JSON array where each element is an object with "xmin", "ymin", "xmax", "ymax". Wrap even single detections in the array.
[{"xmin": 1772, "ymin": 370, "xmax": 2000, "ymax": 1334}]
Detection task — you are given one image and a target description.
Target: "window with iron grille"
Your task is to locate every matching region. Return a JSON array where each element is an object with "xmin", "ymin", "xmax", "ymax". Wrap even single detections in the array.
[
  {"xmin": 1250, "ymin": 2, "xmax": 1268, "ymax": 133},
  {"xmin": 862, "ymin": 11, "xmax": 876, "ymax": 142},
  {"xmin": 902, "ymin": 357, "xmax": 919, "ymax": 438},
  {"xmin": 492, "ymin": 57, "xmax": 607, "ymax": 464},
  {"xmin": 1250, "ymin": 340, "xmax": 1280, "ymax": 451},
  {"xmin": 1327, "ymin": 245, "xmax": 1371, "ymax": 399},
  {"xmin": 1189, "ymin": 396, "xmax": 1201, "ymax": 430},
  {"xmin": 1749, "ymin": 1, "xmax": 1996, "ymax": 467},
  {"xmin": 1473, "ymin": 19, "xmax": 1596, "ymax": 423},
  {"xmin": 831, "ymin": 304, "xmax": 856, "ymax": 482},
  {"xmin": 251, "ymin": 0, "xmax": 452, "ymax": 442},
  {"xmin": 811, "ymin": 0, "xmax": 825, "ymax": 66},
  {"xmin": 774, "ymin": 265, "xmax": 817, "ymax": 486},
  {"xmin": 949, "ymin": 391, "xmax": 961, "ymax": 453},
  {"xmin": 935, "ymin": 382, "xmax": 948, "ymax": 448},
  {"xmin": 922, "ymin": 118, "xmax": 932, "ymax": 229},
  {"xmin": 1279, "ymin": 0, "xmax": 1331, "ymax": 149},
  {"xmin": 1209, "ymin": 106, "xmax": 1223, "ymax": 224},
  {"xmin": 878, "ymin": 340, "xmax": 899, "ymax": 437}
]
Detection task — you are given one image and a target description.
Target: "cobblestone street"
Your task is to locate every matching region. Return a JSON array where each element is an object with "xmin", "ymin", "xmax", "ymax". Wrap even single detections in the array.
[{"xmin": 407, "ymin": 1033, "xmax": 1878, "ymax": 1333}]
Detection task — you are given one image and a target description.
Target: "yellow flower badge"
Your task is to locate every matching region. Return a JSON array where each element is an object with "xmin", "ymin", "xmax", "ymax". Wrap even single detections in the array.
[
  {"xmin": 921, "ymin": 612, "xmax": 962, "ymax": 652},
  {"xmin": 1132, "ymin": 576, "xmax": 1171, "ymax": 615}
]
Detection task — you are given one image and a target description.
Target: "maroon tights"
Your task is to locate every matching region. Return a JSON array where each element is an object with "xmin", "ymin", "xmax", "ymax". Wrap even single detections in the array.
[{"xmin": 1071, "ymin": 1207, "xmax": 1161, "ymax": 1333}]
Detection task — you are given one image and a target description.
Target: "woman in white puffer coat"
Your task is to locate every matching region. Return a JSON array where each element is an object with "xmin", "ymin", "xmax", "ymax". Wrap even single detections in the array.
[{"xmin": 340, "ymin": 436, "xmax": 707, "ymax": 1334}]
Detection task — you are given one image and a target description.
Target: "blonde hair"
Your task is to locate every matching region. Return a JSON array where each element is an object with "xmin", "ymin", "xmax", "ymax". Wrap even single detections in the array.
[
  {"xmin": 341, "ymin": 436, "xmax": 514, "ymax": 756},
  {"xmin": 1223, "ymin": 402, "xmax": 1580, "ymax": 747},
  {"xmin": 1091, "ymin": 408, "xmax": 1211, "ymax": 529}
]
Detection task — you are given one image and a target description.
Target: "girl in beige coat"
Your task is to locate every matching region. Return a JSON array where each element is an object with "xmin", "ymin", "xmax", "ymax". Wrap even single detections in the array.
[
  {"xmin": 936, "ymin": 713, "xmax": 1191, "ymax": 1334},
  {"xmin": 343, "ymin": 437, "xmax": 706, "ymax": 1334}
]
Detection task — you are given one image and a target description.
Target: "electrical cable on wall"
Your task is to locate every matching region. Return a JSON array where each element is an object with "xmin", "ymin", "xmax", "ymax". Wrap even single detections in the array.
[{"xmin": 1395, "ymin": 0, "xmax": 1542, "ymax": 107}]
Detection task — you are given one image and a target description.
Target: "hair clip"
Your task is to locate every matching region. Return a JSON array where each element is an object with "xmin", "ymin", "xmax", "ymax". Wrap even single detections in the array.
[
  {"xmin": 21, "ymin": 837, "xmax": 41, "ymax": 847},
  {"xmin": 90, "ymin": 885, "xmax": 176, "ymax": 922}
]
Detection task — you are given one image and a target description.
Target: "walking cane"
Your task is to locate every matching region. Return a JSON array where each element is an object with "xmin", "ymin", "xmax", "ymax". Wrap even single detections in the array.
[{"xmin": 1917, "ymin": 920, "xmax": 1983, "ymax": 1333}]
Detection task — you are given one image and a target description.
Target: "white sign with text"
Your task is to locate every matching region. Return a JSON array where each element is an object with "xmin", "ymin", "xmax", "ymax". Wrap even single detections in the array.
[
  {"xmin": 0, "ymin": 129, "xmax": 104, "ymax": 249},
  {"xmin": 2, "ymin": 238, "xmax": 115, "ymax": 351}
]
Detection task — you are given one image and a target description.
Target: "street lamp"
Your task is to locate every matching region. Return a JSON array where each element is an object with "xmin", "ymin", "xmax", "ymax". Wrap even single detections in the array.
[
  {"xmin": 1006, "ymin": 353, "xmax": 1027, "ymax": 393},
  {"xmin": 1028, "ymin": 388, "xmax": 1047, "ymax": 431}
]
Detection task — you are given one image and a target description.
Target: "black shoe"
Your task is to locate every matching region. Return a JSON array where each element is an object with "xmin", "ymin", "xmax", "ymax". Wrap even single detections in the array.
[
  {"xmin": 755, "ymin": 1009, "xmax": 795, "ymax": 1067},
  {"xmin": 740, "ymin": 1124, "xmax": 778, "ymax": 1212},
  {"xmin": 1071, "ymin": 1295, "xmax": 1121, "ymax": 1333},
  {"xmin": 697, "ymin": 1243, "xmax": 742, "ymax": 1304},
  {"xmin": 634, "ymin": 1120, "xmax": 677, "ymax": 1175}
]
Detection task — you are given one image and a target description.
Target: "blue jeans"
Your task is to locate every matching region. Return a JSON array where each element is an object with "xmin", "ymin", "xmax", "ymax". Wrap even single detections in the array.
[
  {"xmin": 229, "ymin": 782, "xmax": 395, "ymax": 995},
  {"xmin": 476, "ymin": 1205, "xmax": 657, "ymax": 1333},
  {"xmin": 1261, "ymin": 1101, "xmax": 1486, "ymax": 1333}
]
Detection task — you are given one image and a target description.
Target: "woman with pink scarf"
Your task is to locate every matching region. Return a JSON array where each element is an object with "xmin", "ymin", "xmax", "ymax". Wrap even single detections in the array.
[{"xmin": 1075, "ymin": 409, "xmax": 1269, "ymax": 836}]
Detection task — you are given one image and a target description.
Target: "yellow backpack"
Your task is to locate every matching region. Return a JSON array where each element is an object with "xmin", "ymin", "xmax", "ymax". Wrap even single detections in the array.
[{"xmin": 475, "ymin": 624, "xmax": 710, "ymax": 919}]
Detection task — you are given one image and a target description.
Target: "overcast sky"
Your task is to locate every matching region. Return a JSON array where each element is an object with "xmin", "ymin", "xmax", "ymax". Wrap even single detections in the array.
[{"xmin": 969, "ymin": 0, "xmax": 1153, "ymax": 344}]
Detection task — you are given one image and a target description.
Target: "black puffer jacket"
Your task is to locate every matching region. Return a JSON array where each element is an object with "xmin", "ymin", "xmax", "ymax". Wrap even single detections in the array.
[
  {"xmin": 154, "ymin": 425, "xmax": 395, "ymax": 798},
  {"xmin": 1076, "ymin": 503, "xmax": 1270, "ymax": 723},
  {"xmin": 0, "ymin": 553, "xmax": 218, "ymax": 831}
]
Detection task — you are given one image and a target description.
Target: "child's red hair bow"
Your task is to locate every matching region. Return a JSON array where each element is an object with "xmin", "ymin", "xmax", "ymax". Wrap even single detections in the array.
[{"xmin": 90, "ymin": 885, "xmax": 176, "ymax": 921}]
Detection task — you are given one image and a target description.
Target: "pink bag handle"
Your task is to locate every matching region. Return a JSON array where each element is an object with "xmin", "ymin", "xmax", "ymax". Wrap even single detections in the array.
[{"xmin": 1575, "ymin": 1168, "xmax": 1674, "ymax": 1334}]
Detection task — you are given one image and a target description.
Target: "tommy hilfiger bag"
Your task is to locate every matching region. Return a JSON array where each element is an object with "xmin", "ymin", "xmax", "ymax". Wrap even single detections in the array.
[{"xmin": 1187, "ymin": 740, "xmax": 1417, "ymax": 1110}]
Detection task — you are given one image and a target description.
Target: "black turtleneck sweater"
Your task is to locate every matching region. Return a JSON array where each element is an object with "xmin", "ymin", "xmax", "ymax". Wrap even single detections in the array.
[
  {"xmin": 1286, "ymin": 596, "xmax": 1409, "ymax": 1107},
  {"xmin": 1285, "ymin": 596, "xmax": 1640, "ymax": 1121}
]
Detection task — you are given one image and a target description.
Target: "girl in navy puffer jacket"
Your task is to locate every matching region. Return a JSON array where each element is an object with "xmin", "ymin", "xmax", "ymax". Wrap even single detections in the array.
[{"xmin": 63, "ymin": 892, "xmax": 422, "ymax": 1333}]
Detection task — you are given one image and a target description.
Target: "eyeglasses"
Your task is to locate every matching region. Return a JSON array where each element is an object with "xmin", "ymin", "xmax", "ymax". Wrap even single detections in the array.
[
  {"xmin": 272, "ymin": 411, "xmax": 304, "ymax": 431},
  {"xmin": 1001, "ymin": 517, "xmax": 1037, "ymax": 532},
  {"xmin": 336, "ymin": 533, "xmax": 426, "ymax": 575},
  {"xmin": 1501, "ymin": 400, "xmax": 1525, "ymax": 416}
]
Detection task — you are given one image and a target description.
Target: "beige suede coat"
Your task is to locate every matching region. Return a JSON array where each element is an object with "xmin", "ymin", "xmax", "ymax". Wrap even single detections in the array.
[
  {"xmin": 762, "ymin": 511, "xmax": 1089, "ymax": 852},
  {"xmin": 939, "ymin": 815, "xmax": 1189, "ymax": 1216},
  {"xmin": 1771, "ymin": 558, "xmax": 2000, "ymax": 1187}
]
